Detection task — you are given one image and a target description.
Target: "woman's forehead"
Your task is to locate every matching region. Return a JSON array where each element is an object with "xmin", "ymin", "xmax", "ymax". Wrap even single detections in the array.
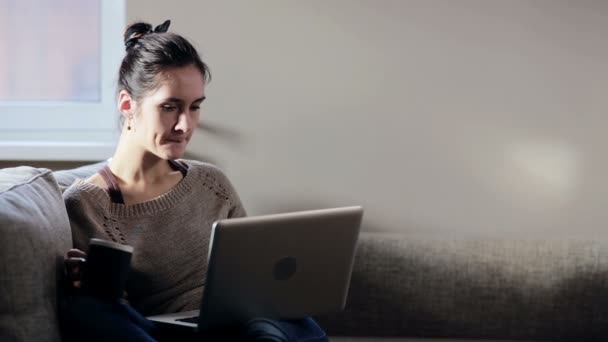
[{"xmin": 150, "ymin": 66, "xmax": 206, "ymax": 100}]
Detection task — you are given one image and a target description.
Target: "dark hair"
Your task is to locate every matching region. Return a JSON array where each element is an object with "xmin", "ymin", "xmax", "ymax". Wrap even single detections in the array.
[{"xmin": 118, "ymin": 20, "xmax": 210, "ymax": 101}]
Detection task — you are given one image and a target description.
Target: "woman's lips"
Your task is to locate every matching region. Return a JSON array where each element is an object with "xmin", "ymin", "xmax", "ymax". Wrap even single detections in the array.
[{"xmin": 165, "ymin": 138, "xmax": 186, "ymax": 144}]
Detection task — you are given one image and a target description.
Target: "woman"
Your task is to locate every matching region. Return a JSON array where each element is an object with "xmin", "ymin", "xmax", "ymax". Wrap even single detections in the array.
[{"xmin": 61, "ymin": 20, "xmax": 328, "ymax": 342}]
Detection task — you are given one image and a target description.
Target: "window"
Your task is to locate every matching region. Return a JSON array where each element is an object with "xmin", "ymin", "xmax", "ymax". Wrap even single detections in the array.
[{"xmin": 0, "ymin": 0, "xmax": 125, "ymax": 161}]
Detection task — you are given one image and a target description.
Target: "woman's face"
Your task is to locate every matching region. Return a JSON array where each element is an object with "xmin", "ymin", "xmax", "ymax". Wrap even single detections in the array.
[{"xmin": 129, "ymin": 65, "xmax": 206, "ymax": 160}]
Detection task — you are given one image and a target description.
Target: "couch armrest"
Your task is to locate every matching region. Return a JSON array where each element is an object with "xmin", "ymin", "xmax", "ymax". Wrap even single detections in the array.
[{"xmin": 317, "ymin": 232, "xmax": 608, "ymax": 341}]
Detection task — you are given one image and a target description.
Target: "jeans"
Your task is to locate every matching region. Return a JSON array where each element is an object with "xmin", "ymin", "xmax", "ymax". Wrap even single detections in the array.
[{"xmin": 60, "ymin": 295, "xmax": 329, "ymax": 342}]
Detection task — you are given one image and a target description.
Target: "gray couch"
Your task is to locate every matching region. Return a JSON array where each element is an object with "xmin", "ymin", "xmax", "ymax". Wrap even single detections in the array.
[{"xmin": 1, "ymin": 164, "xmax": 607, "ymax": 342}]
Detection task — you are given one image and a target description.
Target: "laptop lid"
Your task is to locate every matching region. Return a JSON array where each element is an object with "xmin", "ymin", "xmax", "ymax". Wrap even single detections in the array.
[{"xmin": 196, "ymin": 205, "xmax": 363, "ymax": 331}]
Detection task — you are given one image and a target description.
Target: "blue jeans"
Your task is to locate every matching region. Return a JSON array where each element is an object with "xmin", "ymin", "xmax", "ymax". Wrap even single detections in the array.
[{"xmin": 60, "ymin": 295, "xmax": 329, "ymax": 342}]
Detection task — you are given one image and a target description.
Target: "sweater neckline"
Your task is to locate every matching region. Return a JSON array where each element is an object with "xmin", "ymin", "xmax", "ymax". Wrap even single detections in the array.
[{"xmin": 74, "ymin": 161, "xmax": 199, "ymax": 218}]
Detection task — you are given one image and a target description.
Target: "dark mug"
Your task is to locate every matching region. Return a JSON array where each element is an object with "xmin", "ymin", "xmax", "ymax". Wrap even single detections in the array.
[{"xmin": 81, "ymin": 238, "xmax": 133, "ymax": 300}]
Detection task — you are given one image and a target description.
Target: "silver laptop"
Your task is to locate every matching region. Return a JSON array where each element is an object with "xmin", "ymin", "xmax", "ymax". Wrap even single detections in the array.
[{"xmin": 147, "ymin": 205, "xmax": 363, "ymax": 332}]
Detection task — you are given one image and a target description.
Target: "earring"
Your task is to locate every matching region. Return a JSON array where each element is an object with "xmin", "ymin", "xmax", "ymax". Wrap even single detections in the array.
[{"xmin": 127, "ymin": 118, "xmax": 132, "ymax": 130}]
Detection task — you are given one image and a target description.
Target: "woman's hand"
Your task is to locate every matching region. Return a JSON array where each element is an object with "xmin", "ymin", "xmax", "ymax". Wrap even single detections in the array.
[{"xmin": 64, "ymin": 249, "xmax": 87, "ymax": 289}]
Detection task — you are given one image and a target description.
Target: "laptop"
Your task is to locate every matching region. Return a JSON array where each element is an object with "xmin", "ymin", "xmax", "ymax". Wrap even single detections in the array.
[{"xmin": 147, "ymin": 205, "xmax": 363, "ymax": 332}]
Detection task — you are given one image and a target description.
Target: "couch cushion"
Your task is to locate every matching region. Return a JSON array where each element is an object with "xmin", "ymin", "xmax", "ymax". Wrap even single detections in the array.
[
  {"xmin": 330, "ymin": 338, "xmax": 539, "ymax": 342},
  {"xmin": 0, "ymin": 167, "xmax": 72, "ymax": 342}
]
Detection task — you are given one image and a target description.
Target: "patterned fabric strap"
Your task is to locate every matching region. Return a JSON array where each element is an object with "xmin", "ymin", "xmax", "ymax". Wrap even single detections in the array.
[{"xmin": 99, "ymin": 165, "xmax": 125, "ymax": 204}]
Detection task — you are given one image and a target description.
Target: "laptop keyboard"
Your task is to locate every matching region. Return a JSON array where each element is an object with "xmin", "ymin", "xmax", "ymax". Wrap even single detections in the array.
[{"xmin": 176, "ymin": 316, "xmax": 199, "ymax": 324}]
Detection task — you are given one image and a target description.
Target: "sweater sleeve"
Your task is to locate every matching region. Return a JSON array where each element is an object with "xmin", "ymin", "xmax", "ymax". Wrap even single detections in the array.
[
  {"xmin": 62, "ymin": 184, "xmax": 91, "ymax": 251},
  {"xmin": 222, "ymin": 173, "xmax": 247, "ymax": 218},
  {"xmin": 228, "ymin": 192, "xmax": 247, "ymax": 218},
  {"xmin": 200, "ymin": 161, "xmax": 247, "ymax": 219}
]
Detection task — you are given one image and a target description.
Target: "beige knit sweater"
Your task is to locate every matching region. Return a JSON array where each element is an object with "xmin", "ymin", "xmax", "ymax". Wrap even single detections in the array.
[{"xmin": 63, "ymin": 160, "xmax": 246, "ymax": 315}]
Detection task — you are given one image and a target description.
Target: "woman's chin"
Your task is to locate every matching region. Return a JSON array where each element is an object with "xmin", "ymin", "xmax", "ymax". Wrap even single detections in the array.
[{"xmin": 161, "ymin": 147, "xmax": 187, "ymax": 160}]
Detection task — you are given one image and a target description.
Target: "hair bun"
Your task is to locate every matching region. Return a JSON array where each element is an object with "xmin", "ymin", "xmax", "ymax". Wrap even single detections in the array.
[
  {"xmin": 154, "ymin": 20, "xmax": 171, "ymax": 33},
  {"xmin": 123, "ymin": 20, "xmax": 171, "ymax": 51}
]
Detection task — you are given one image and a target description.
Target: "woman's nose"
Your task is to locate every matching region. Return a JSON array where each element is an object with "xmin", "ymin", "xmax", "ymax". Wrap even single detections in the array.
[{"xmin": 174, "ymin": 112, "xmax": 192, "ymax": 132}]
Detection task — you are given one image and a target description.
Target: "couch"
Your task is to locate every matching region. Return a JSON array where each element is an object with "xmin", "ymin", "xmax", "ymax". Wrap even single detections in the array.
[{"xmin": 1, "ymin": 164, "xmax": 608, "ymax": 342}]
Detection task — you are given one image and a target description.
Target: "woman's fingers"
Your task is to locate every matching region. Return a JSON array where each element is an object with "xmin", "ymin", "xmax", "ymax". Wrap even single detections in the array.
[
  {"xmin": 65, "ymin": 257, "xmax": 86, "ymax": 276},
  {"xmin": 64, "ymin": 249, "xmax": 87, "ymax": 290},
  {"xmin": 66, "ymin": 248, "xmax": 87, "ymax": 259}
]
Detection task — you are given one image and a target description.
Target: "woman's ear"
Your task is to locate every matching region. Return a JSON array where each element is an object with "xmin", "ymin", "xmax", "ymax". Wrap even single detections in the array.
[{"xmin": 118, "ymin": 90, "xmax": 135, "ymax": 121}]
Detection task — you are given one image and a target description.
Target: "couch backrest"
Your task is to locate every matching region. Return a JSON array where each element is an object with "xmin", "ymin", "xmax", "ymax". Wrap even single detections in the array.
[
  {"xmin": 0, "ymin": 167, "xmax": 73, "ymax": 342},
  {"xmin": 52, "ymin": 161, "xmax": 106, "ymax": 191}
]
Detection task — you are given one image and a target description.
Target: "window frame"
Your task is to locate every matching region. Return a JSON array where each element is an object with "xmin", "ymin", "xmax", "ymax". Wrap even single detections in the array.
[{"xmin": 0, "ymin": 1, "xmax": 125, "ymax": 161}]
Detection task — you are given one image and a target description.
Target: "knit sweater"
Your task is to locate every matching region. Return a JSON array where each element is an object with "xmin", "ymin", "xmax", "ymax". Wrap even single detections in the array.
[{"xmin": 63, "ymin": 160, "xmax": 246, "ymax": 316}]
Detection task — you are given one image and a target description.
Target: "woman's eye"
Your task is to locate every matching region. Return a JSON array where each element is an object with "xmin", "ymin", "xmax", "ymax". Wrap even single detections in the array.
[
  {"xmin": 161, "ymin": 105, "xmax": 177, "ymax": 112},
  {"xmin": 191, "ymin": 106, "xmax": 201, "ymax": 111}
]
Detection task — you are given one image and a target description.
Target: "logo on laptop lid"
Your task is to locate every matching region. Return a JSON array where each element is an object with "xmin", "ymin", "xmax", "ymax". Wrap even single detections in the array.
[{"xmin": 273, "ymin": 256, "xmax": 297, "ymax": 280}]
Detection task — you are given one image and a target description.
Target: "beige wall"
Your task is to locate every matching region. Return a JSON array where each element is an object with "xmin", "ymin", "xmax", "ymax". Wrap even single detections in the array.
[{"xmin": 5, "ymin": 1, "xmax": 608, "ymax": 236}]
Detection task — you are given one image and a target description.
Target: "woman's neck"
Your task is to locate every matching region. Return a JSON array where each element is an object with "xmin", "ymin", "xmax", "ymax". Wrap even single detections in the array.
[{"xmin": 109, "ymin": 139, "xmax": 174, "ymax": 186}]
